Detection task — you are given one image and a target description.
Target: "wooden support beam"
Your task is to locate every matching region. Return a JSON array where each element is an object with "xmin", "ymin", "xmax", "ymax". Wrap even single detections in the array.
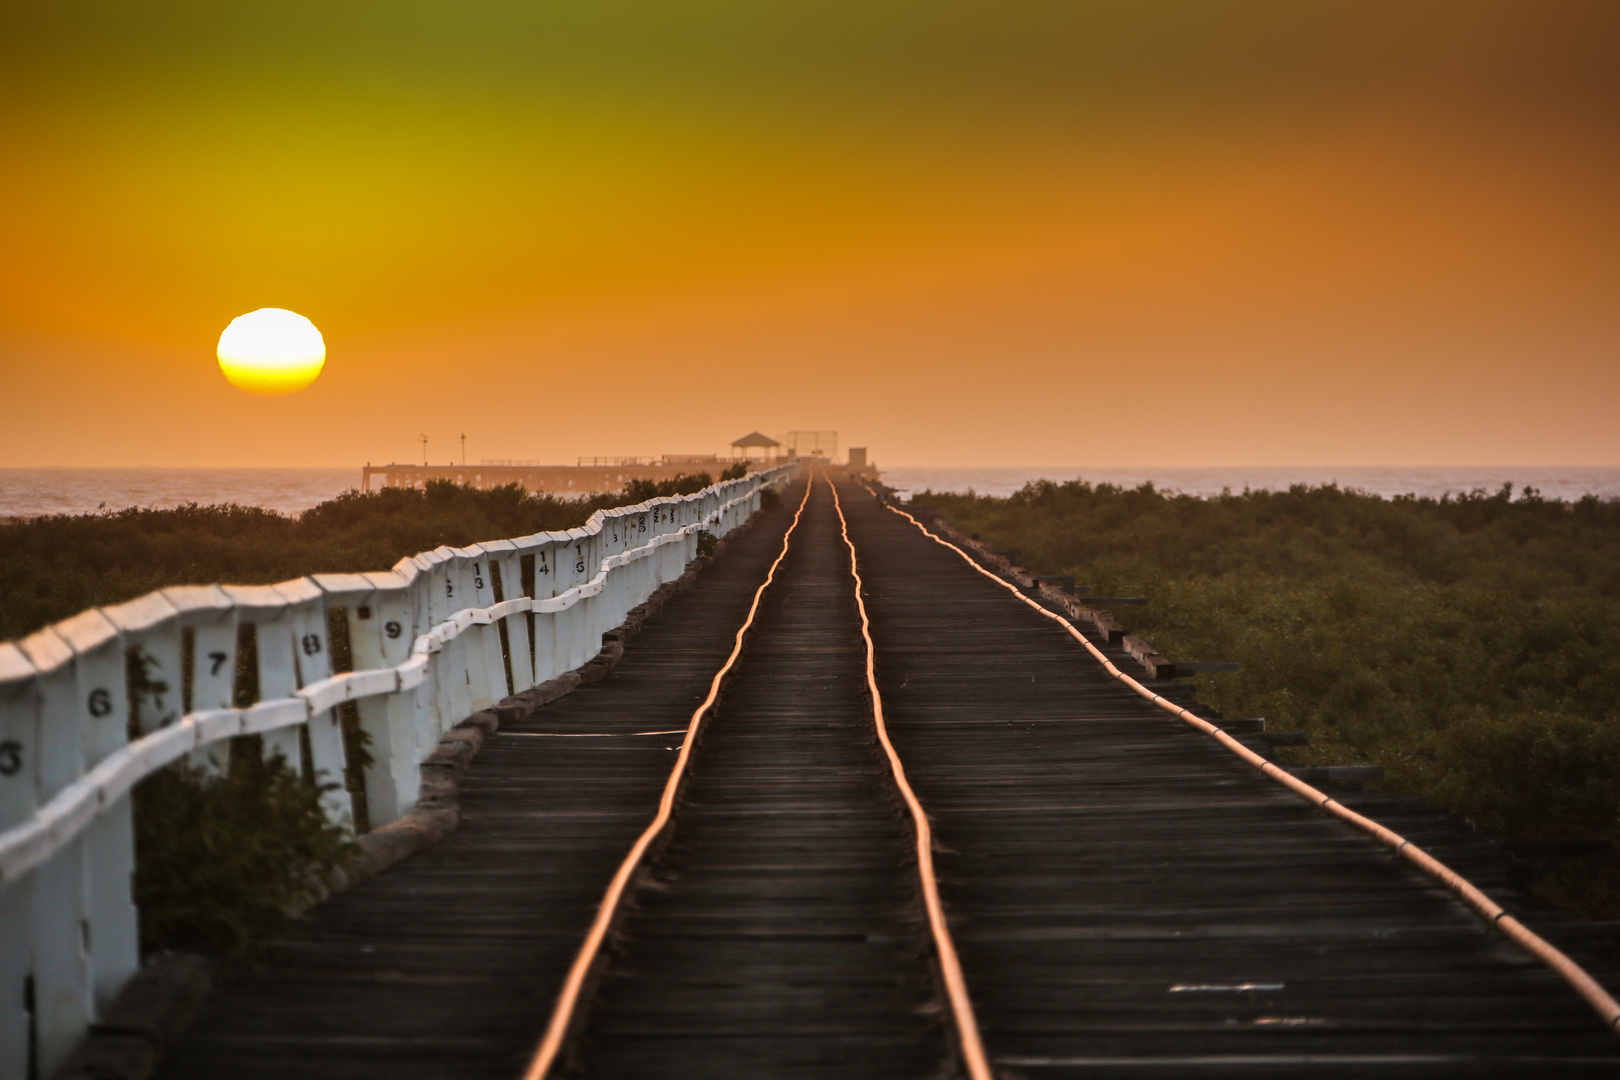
[{"xmin": 1091, "ymin": 612, "xmax": 1127, "ymax": 644}]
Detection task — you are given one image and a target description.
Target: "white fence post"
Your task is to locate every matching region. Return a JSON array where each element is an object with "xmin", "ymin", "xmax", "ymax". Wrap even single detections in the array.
[
  {"xmin": 14, "ymin": 628, "xmax": 91, "ymax": 1076},
  {"xmin": 162, "ymin": 586, "xmax": 238, "ymax": 775},
  {"xmin": 527, "ymin": 536, "xmax": 562, "ymax": 686},
  {"xmin": 359, "ymin": 571, "xmax": 420, "ymax": 824},
  {"xmin": 277, "ymin": 580, "xmax": 353, "ymax": 831},
  {"xmin": 0, "ymin": 645, "xmax": 39, "ymax": 1079},
  {"xmin": 397, "ymin": 557, "xmax": 441, "ymax": 751},
  {"xmin": 560, "ymin": 528, "xmax": 588, "ymax": 673},
  {"xmin": 58, "ymin": 609, "xmax": 140, "ymax": 1024},
  {"xmin": 421, "ymin": 550, "xmax": 466, "ymax": 735},
  {"xmin": 483, "ymin": 540, "xmax": 532, "ymax": 695},
  {"xmin": 458, "ymin": 547, "xmax": 509, "ymax": 710},
  {"xmin": 222, "ymin": 587, "xmax": 301, "ymax": 772}
]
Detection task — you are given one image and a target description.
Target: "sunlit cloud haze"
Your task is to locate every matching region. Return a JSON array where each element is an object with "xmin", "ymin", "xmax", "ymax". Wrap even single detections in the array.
[{"xmin": 2, "ymin": 1, "xmax": 1616, "ymax": 467}]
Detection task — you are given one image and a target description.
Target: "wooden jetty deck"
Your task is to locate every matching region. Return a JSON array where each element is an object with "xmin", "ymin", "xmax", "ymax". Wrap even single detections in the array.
[{"xmin": 151, "ymin": 475, "xmax": 1620, "ymax": 1079}]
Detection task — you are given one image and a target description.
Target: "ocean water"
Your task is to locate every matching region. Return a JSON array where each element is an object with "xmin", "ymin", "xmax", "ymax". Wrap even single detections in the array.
[
  {"xmin": 0, "ymin": 468, "xmax": 362, "ymax": 519},
  {"xmin": 2, "ymin": 465, "xmax": 1618, "ymax": 520}
]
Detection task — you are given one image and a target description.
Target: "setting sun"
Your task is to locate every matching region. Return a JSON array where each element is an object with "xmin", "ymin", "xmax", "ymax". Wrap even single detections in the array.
[{"xmin": 216, "ymin": 308, "xmax": 326, "ymax": 396}]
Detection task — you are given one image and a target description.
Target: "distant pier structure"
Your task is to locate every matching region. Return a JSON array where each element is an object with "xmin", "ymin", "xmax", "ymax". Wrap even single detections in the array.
[
  {"xmin": 361, "ymin": 458, "xmax": 726, "ymax": 496},
  {"xmin": 363, "ymin": 431, "xmax": 871, "ymax": 495}
]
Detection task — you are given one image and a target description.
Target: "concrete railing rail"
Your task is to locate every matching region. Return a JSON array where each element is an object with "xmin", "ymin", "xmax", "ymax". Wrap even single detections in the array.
[{"xmin": 0, "ymin": 465, "xmax": 791, "ymax": 1076}]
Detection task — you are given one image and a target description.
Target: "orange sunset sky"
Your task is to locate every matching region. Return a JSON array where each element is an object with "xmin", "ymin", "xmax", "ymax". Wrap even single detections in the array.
[{"xmin": 2, "ymin": 1, "xmax": 1617, "ymax": 468}]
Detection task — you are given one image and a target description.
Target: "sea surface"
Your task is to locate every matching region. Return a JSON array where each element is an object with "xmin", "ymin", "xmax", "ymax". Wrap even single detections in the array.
[
  {"xmin": 0, "ymin": 468, "xmax": 362, "ymax": 519},
  {"xmin": 1, "ymin": 465, "xmax": 1618, "ymax": 520}
]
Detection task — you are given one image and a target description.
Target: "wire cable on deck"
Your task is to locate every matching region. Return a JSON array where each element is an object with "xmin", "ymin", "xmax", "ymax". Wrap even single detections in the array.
[
  {"xmin": 829, "ymin": 476, "xmax": 995, "ymax": 1080},
  {"xmin": 522, "ymin": 478, "xmax": 816, "ymax": 1080},
  {"xmin": 870, "ymin": 486, "xmax": 1620, "ymax": 1036}
]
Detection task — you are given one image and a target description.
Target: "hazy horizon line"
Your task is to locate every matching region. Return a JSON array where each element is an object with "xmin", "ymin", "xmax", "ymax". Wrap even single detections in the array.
[{"xmin": 4, "ymin": 463, "xmax": 1620, "ymax": 472}]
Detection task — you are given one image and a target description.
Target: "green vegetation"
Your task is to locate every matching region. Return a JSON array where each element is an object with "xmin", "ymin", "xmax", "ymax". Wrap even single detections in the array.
[
  {"xmin": 622, "ymin": 471, "xmax": 719, "ymax": 502},
  {"xmin": 916, "ymin": 479, "xmax": 1620, "ymax": 916},
  {"xmin": 0, "ymin": 479, "xmax": 715, "ymax": 641},
  {"xmin": 134, "ymin": 750, "xmax": 354, "ymax": 956}
]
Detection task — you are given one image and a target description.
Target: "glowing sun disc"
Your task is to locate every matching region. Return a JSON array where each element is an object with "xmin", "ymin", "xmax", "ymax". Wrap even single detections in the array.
[{"xmin": 217, "ymin": 308, "xmax": 326, "ymax": 396}]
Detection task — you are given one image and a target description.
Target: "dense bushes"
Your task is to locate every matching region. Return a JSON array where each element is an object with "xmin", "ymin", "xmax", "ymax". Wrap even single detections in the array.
[
  {"xmin": 917, "ymin": 480, "xmax": 1620, "ymax": 915},
  {"xmin": 133, "ymin": 750, "xmax": 354, "ymax": 955},
  {"xmin": 0, "ymin": 481, "xmax": 650, "ymax": 641},
  {"xmin": 622, "ymin": 471, "xmax": 717, "ymax": 502}
]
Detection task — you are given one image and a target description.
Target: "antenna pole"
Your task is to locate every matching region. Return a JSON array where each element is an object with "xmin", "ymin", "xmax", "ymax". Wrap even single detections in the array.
[
  {"xmin": 461, "ymin": 433, "xmax": 467, "ymax": 466},
  {"xmin": 419, "ymin": 434, "xmax": 429, "ymax": 467}
]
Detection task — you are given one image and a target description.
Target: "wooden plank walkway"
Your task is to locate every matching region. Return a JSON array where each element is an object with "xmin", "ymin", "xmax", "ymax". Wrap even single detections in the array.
[
  {"xmin": 555, "ymin": 477, "xmax": 946, "ymax": 1078},
  {"xmin": 149, "ymin": 473, "xmax": 1620, "ymax": 1079},
  {"xmin": 838, "ymin": 477, "xmax": 1620, "ymax": 1077}
]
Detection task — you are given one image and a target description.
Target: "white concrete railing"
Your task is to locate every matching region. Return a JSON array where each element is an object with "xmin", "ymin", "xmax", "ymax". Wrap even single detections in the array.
[{"xmin": 0, "ymin": 465, "xmax": 791, "ymax": 1075}]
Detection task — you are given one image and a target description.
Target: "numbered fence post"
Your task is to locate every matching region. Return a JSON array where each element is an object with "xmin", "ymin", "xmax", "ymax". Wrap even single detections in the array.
[
  {"xmin": 560, "ymin": 528, "xmax": 589, "ymax": 674},
  {"xmin": 15, "ymin": 628, "xmax": 92, "ymax": 1076},
  {"xmin": 396, "ymin": 557, "xmax": 441, "ymax": 750},
  {"xmin": 415, "ymin": 553, "xmax": 451, "ymax": 738},
  {"xmin": 598, "ymin": 517, "xmax": 622, "ymax": 642},
  {"xmin": 448, "ymin": 551, "xmax": 485, "ymax": 711},
  {"xmin": 488, "ymin": 541, "xmax": 533, "ymax": 694},
  {"xmin": 528, "ymin": 537, "xmax": 560, "ymax": 686},
  {"xmin": 658, "ymin": 527, "xmax": 680, "ymax": 588},
  {"xmin": 557, "ymin": 529, "xmax": 578, "ymax": 677},
  {"xmin": 630, "ymin": 508, "xmax": 652, "ymax": 611},
  {"xmin": 584, "ymin": 528, "xmax": 607, "ymax": 665},
  {"xmin": 278, "ymin": 580, "xmax": 352, "ymax": 831},
  {"xmin": 349, "ymin": 572, "xmax": 418, "ymax": 824},
  {"xmin": 425, "ymin": 549, "xmax": 473, "ymax": 731},
  {"xmin": 56, "ymin": 610, "xmax": 140, "ymax": 1024},
  {"xmin": 622, "ymin": 508, "xmax": 648, "ymax": 623},
  {"xmin": 104, "ymin": 594, "xmax": 183, "ymax": 739},
  {"xmin": 0, "ymin": 645, "xmax": 38, "ymax": 1080},
  {"xmin": 162, "ymin": 586, "xmax": 237, "ymax": 775},
  {"xmin": 459, "ymin": 547, "xmax": 508, "ymax": 709},
  {"xmin": 222, "ymin": 586, "xmax": 300, "ymax": 770}
]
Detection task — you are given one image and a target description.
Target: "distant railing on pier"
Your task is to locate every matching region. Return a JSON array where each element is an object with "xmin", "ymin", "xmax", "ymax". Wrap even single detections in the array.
[
  {"xmin": 574, "ymin": 455, "xmax": 723, "ymax": 467},
  {"xmin": 0, "ymin": 465, "xmax": 792, "ymax": 1075}
]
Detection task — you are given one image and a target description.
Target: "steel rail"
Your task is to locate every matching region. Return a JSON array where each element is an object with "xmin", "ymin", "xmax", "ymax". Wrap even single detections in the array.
[
  {"xmin": 871, "ymin": 487, "xmax": 1620, "ymax": 1034},
  {"xmin": 521, "ymin": 477, "xmax": 816, "ymax": 1080},
  {"xmin": 829, "ymin": 477, "xmax": 995, "ymax": 1080}
]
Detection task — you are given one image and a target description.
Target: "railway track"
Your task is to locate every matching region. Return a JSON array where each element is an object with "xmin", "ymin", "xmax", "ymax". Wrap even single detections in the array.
[
  {"xmin": 155, "ymin": 472, "xmax": 1620, "ymax": 1079},
  {"xmin": 527, "ymin": 474, "xmax": 978, "ymax": 1079}
]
